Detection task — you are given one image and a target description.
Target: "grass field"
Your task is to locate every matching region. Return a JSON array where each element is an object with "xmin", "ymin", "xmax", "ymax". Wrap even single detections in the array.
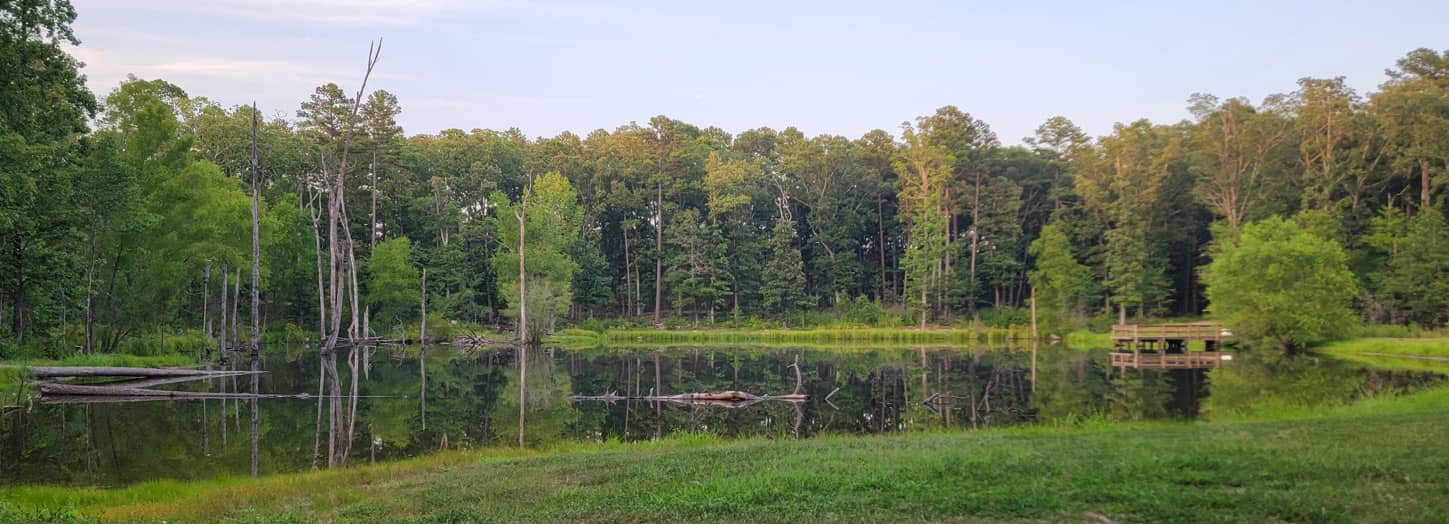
[
  {"xmin": 1316, "ymin": 337, "xmax": 1449, "ymax": 359},
  {"xmin": 577, "ymin": 327, "xmax": 1037, "ymax": 348},
  {"xmin": 5, "ymin": 387, "xmax": 1449, "ymax": 523}
]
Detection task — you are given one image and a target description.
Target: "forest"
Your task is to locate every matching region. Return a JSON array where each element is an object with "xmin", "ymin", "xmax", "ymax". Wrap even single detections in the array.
[{"xmin": 4, "ymin": 1, "xmax": 1449, "ymax": 360}]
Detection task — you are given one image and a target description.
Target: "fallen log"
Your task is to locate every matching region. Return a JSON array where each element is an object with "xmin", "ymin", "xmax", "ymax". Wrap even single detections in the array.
[
  {"xmin": 569, "ymin": 354, "xmax": 810, "ymax": 409},
  {"xmin": 336, "ymin": 337, "xmax": 406, "ymax": 348},
  {"xmin": 569, "ymin": 390, "xmax": 807, "ymax": 408},
  {"xmin": 39, "ymin": 382, "xmax": 306, "ymax": 399},
  {"xmin": 91, "ymin": 371, "xmax": 255, "ymax": 390},
  {"xmin": 4, "ymin": 366, "xmax": 262, "ymax": 380},
  {"xmin": 39, "ymin": 395, "xmax": 254, "ymax": 405},
  {"xmin": 454, "ymin": 334, "xmax": 520, "ymax": 353}
]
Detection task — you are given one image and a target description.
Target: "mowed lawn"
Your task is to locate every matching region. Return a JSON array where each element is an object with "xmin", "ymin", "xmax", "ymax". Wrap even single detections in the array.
[{"xmin": 6, "ymin": 390, "xmax": 1449, "ymax": 523}]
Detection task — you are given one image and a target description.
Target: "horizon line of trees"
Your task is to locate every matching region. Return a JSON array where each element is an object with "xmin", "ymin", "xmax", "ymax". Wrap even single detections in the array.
[{"xmin": 4, "ymin": 1, "xmax": 1449, "ymax": 357}]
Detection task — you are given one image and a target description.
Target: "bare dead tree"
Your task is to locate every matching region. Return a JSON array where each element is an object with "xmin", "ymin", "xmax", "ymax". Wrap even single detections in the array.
[
  {"xmin": 201, "ymin": 261, "xmax": 211, "ymax": 359},
  {"xmin": 307, "ymin": 182, "xmax": 326, "ymax": 342},
  {"xmin": 322, "ymin": 39, "xmax": 382, "ymax": 354},
  {"xmin": 219, "ymin": 265, "xmax": 229, "ymax": 357},
  {"xmin": 516, "ymin": 191, "xmax": 528, "ymax": 447},
  {"xmin": 231, "ymin": 268, "xmax": 240, "ymax": 352},
  {"xmin": 319, "ymin": 39, "xmax": 383, "ymax": 468},
  {"xmin": 249, "ymin": 101, "xmax": 262, "ymax": 477}
]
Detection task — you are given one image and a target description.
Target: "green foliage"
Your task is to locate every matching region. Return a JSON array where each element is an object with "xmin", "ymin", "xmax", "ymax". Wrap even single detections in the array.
[
  {"xmin": 1028, "ymin": 223, "xmax": 1093, "ymax": 335},
  {"xmin": 1370, "ymin": 209, "xmax": 1449, "ymax": 326},
  {"xmin": 367, "ymin": 237, "xmax": 420, "ymax": 326},
  {"xmin": 1204, "ymin": 216, "xmax": 1359, "ymax": 349},
  {"xmin": 664, "ymin": 209, "xmax": 726, "ymax": 323},
  {"xmin": 3, "ymin": 1, "xmax": 1447, "ymax": 358},
  {"xmin": 491, "ymin": 172, "xmax": 581, "ymax": 336},
  {"xmin": 760, "ymin": 215, "xmax": 810, "ymax": 320}
]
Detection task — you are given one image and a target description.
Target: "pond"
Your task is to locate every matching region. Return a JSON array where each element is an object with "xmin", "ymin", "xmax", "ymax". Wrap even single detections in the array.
[{"xmin": 1, "ymin": 344, "xmax": 1443, "ymax": 487}]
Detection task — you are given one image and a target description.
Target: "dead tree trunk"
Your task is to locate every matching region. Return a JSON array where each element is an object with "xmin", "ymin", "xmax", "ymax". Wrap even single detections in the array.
[
  {"xmin": 249, "ymin": 102, "xmax": 262, "ymax": 477},
  {"xmin": 653, "ymin": 181, "xmax": 663, "ymax": 327},
  {"xmin": 309, "ymin": 187, "xmax": 326, "ymax": 342},
  {"xmin": 231, "ymin": 268, "xmax": 240, "ymax": 352},
  {"xmin": 517, "ymin": 197, "xmax": 527, "ymax": 344},
  {"xmin": 319, "ymin": 40, "xmax": 382, "ymax": 468},
  {"xmin": 201, "ymin": 261, "xmax": 211, "ymax": 359},
  {"xmin": 219, "ymin": 265, "xmax": 229, "ymax": 357}
]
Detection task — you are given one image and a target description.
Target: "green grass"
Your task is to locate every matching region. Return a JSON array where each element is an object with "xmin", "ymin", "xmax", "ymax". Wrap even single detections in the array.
[
  {"xmin": 591, "ymin": 327, "xmax": 1036, "ymax": 348},
  {"xmin": 7, "ymin": 388, "xmax": 1449, "ymax": 523},
  {"xmin": 0, "ymin": 353, "xmax": 198, "ymax": 393},
  {"xmin": 1350, "ymin": 324, "xmax": 1446, "ymax": 339},
  {"xmin": 1064, "ymin": 329, "xmax": 1111, "ymax": 348},
  {"xmin": 1316, "ymin": 337, "xmax": 1449, "ymax": 359}
]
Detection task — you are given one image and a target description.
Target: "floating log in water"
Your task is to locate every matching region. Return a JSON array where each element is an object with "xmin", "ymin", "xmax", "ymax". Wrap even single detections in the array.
[
  {"xmin": 571, "ymin": 355, "xmax": 808, "ymax": 408},
  {"xmin": 94, "ymin": 371, "xmax": 257, "ymax": 390},
  {"xmin": 570, "ymin": 390, "xmax": 807, "ymax": 409},
  {"xmin": 336, "ymin": 337, "xmax": 406, "ymax": 348},
  {"xmin": 38, "ymin": 382, "xmax": 307, "ymax": 399},
  {"xmin": 3, "ymin": 366, "xmax": 263, "ymax": 380},
  {"xmin": 454, "ymin": 334, "xmax": 519, "ymax": 352}
]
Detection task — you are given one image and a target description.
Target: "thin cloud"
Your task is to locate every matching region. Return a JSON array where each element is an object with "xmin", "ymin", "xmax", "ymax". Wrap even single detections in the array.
[{"xmin": 103, "ymin": 0, "xmax": 465, "ymax": 27}]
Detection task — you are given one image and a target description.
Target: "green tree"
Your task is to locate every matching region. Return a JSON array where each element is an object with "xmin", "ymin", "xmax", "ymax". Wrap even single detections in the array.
[
  {"xmin": 1075, "ymin": 120, "xmax": 1182, "ymax": 321},
  {"xmin": 0, "ymin": 0, "xmax": 96, "ymax": 346},
  {"xmin": 664, "ymin": 209, "xmax": 725, "ymax": 325},
  {"xmin": 1372, "ymin": 209, "xmax": 1449, "ymax": 327},
  {"xmin": 704, "ymin": 150, "xmax": 768, "ymax": 317},
  {"xmin": 1027, "ymin": 224, "xmax": 1093, "ymax": 335},
  {"xmin": 367, "ymin": 237, "xmax": 420, "ymax": 328},
  {"xmin": 491, "ymin": 172, "xmax": 581, "ymax": 338},
  {"xmin": 1203, "ymin": 217, "xmax": 1358, "ymax": 350},
  {"xmin": 1371, "ymin": 48, "xmax": 1449, "ymax": 211},
  {"xmin": 894, "ymin": 119, "xmax": 954, "ymax": 328},
  {"xmin": 1291, "ymin": 77, "xmax": 1365, "ymax": 211},
  {"xmin": 761, "ymin": 214, "xmax": 809, "ymax": 322},
  {"xmin": 1186, "ymin": 94, "xmax": 1296, "ymax": 228}
]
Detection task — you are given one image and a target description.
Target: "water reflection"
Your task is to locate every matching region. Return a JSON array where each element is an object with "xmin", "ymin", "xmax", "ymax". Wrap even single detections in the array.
[{"xmin": 1, "ymin": 344, "xmax": 1443, "ymax": 486}]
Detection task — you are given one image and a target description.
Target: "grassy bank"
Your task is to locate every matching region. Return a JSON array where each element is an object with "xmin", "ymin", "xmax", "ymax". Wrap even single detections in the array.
[
  {"xmin": 1316, "ymin": 337, "xmax": 1449, "ymax": 359},
  {"xmin": 571, "ymin": 326, "xmax": 1038, "ymax": 348},
  {"xmin": 0, "ymin": 353, "xmax": 198, "ymax": 394},
  {"xmin": 1314, "ymin": 337, "xmax": 1449, "ymax": 374},
  {"xmin": 7, "ymin": 388, "xmax": 1449, "ymax": 522}
]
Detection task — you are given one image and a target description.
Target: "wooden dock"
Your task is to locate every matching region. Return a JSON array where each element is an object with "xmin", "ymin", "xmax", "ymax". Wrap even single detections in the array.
[{"xmin": 1110, "ymin": 322, "xmax": 1232, "ymax": 369}]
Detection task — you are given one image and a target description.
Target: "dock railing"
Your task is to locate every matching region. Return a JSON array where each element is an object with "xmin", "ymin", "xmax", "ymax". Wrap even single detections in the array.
[
  {"xmin": 1111, "ymin": 322, "xmax": 1230, "ymax": 342},
  {"xmin": 1109, "ymin": 351, "xmax": 1226, "ymax": 369}
]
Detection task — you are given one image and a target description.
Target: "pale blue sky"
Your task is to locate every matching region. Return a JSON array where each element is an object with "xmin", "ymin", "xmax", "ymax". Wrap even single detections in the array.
[{"xmin": 69, "ymin": 1, "xmax": 1447, "ymax": 144}]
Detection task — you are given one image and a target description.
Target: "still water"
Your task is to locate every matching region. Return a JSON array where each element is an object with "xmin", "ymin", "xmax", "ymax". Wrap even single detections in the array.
[{"xmin": 1, "ymin": 345, "xmax": 1442, "ymax": 486}]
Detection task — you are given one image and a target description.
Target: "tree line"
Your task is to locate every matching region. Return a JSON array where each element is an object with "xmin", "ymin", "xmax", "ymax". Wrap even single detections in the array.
[{"xmin": 4, "ymin": 1, "xmax": 1449, "ymax": 357}]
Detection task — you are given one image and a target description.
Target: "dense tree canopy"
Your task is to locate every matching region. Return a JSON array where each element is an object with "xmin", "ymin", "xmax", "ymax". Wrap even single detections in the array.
[{"xmin": 2, "ymin": 0, "xmax": 1447, "ymax": 357}]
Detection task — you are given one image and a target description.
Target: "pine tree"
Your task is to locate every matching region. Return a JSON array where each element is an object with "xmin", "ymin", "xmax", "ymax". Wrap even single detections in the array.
[
  {"xmin": 665, "ymin": 209, "xmax": 726, "ymax": 324},
  {"xmin": 1027, "ymin": 224, "xmax": 1093, "ymax": 335},
  {"xmin": 762, "ymin": 214, "xmax": 809, "ymax": 322}
]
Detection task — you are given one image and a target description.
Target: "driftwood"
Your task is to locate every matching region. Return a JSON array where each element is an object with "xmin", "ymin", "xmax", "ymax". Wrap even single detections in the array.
[
  {"xmin": 570, "ymin": 390, "xmax": 806, "ymax": 409},
  {"xmin": 571, "ymin": 355, "xmax": 809, "ymax": 409},
  {"xmin": 40, "ymin": 395, "xmax": 256, "ymax": 405},
  {"xmin": 90, "ymin": 371, "xmax": 256, "ymax": 390},
  {"xmin": 335, "ymin": 337, "xmax": 404, "ymax": 348},
  {"xmin": 39, "ymin": 382, "xmax": 306, "ymax": 399},
  {"xmin": 6, "ymin": 366, "xmax": 261, "ymax": 379},
  {"xmin": 454, "ymin": 334, "xmax": 519, "ymax": 352}
]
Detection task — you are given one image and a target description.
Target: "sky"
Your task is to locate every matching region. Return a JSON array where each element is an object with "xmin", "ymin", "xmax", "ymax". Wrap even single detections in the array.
[{"xmin": 68, "ymin": 0, "xmax": 1448, "ymax": 145}]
